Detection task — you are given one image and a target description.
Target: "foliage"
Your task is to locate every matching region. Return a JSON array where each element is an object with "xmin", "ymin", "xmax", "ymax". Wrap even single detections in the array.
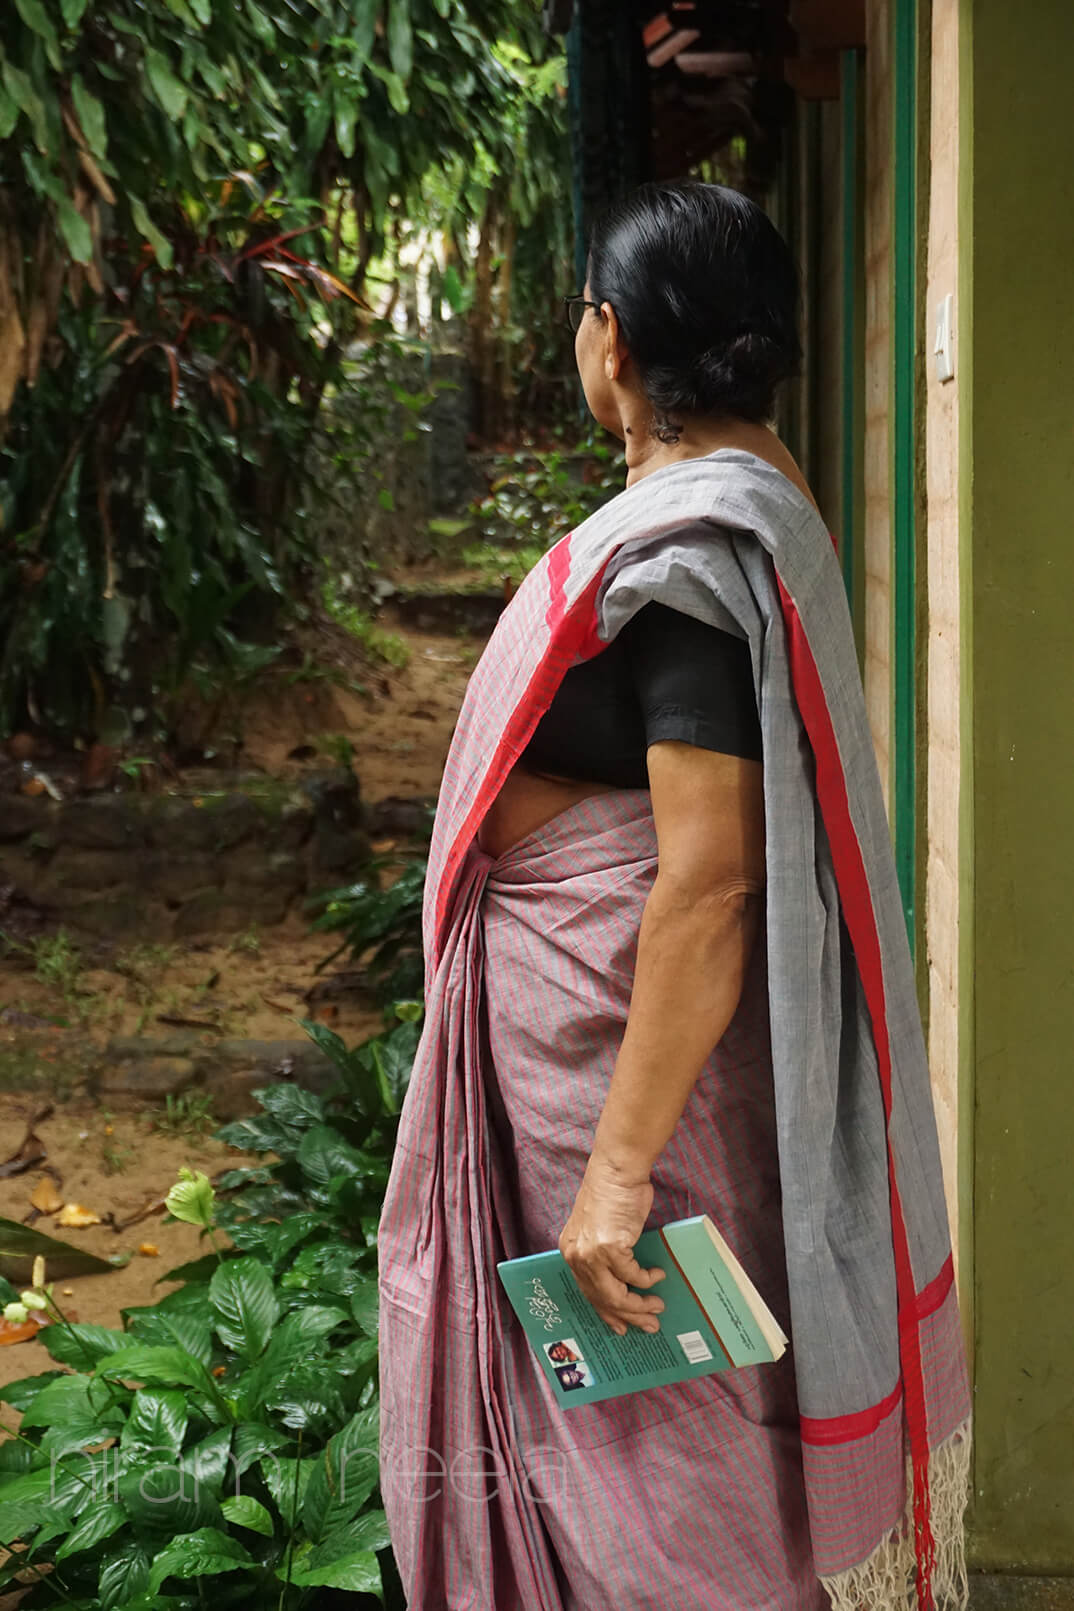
[
  {"xmin": 321, "ymin": 578, "xmax": 410, "ymax": 670},
  {"xmin": 467, "ymin": 438, "xmax": 626, "ymax": 553},
  {"xmin": 309, "ymin": 857, "xmax": 428, "ymax": 1002},
  {"xmin": 0, "ymin": 0, "xmax": 569, "ymax": 739},
  {"xmin": 0, "ymin": 1001, "xmax": 423, "ymax": 1608}
]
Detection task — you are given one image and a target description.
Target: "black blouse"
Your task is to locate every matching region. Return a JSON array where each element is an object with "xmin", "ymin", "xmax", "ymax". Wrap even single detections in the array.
[{"xmin": 521, "ymin": 601, "xmax": 762, "ymax": 788}]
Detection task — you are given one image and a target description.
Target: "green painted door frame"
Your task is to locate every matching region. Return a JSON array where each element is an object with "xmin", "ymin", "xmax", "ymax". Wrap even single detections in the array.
[
  {"xmin": 891, "ymin": 0, "xmax": 918, "ymax": 953},
  {"xmin": 839, "ymin": 48, "xmax": 865, "ymax": 665}
]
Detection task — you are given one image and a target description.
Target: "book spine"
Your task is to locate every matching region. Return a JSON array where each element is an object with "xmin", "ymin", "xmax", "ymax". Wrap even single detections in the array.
[{"xmin": 657, "ymin": 1226, "xmax": 733, "ymax": 1368}]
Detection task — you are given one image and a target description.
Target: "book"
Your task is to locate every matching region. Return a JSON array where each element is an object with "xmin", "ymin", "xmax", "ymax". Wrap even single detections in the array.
[{"xmin": 496, "ymin": 1214, "xmax": 787, "ymax": 1408}]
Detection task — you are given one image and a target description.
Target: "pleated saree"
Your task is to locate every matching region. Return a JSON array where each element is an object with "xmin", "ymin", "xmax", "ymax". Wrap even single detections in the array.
[{"xmin": 378, "ymin": 450, "xmax": 971, "ymax": 1611}]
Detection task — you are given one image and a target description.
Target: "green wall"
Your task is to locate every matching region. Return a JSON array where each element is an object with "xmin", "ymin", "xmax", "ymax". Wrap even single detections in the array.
[{"xmin": 965, "ymin": 0, "xmax": 1074, "ymax": 1570}]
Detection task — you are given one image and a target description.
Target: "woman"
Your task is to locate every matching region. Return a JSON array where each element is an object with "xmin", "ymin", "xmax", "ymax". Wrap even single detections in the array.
[{"xmin": 378, "ymin": 182, "xmax": 970, "ymax": 1611}]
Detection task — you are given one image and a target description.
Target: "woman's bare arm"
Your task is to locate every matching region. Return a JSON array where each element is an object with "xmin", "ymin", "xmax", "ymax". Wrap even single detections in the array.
[{"xmin": 558, "ymin": 740, "xmax": 766, "ymax": 1334}]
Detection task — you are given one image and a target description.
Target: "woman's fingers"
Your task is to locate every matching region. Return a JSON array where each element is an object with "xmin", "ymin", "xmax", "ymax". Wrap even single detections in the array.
[
  {"xmin": 606, "ymin": 1246, "xmax": 667, "ymax": 1291},
  {"xmin": 572, "ymin": 1250, "xmax": 666, "ymax": 1333}
]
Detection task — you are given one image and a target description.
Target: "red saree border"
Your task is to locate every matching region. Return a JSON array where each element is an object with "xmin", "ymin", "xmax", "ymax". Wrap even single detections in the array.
[
  {"xmin": 776, "ymin": 576, "xmax": 937, "ymax": 1611},
  {"xmin": 799, "ymin": 1254, "xmax": 953, "ymax": 1448},
  {"xmin": 432, "ymin": 540, "xmax": 609, "ymax": 959}
]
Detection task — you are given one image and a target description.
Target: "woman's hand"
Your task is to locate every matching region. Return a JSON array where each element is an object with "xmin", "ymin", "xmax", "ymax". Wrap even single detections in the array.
[{"xmin": 559, "ymin": 1151, "xmax": 666, "ymax": 1336}]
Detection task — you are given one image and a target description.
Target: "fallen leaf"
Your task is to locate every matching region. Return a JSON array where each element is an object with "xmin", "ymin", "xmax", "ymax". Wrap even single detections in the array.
[
  {"xmin": 259, "ymin": 994, "xmax": 294, "ymax": 1014},
  {"xmin": 112, "ymin": 1195, "xmax": 167, "ymax": 1232},
  {"xmin": 0, "ymin": 1109, "xmax": 52, "ymax": 1179},
  {"xmin": 137, "ymin": 1243, "xmax": 160, "ymax": 1257},
  {"xmin": 30, "ymin": 1178, "xmax": 63, "ymax": 1216},
  {"xmin": 0, "ymin": 1312, "xmax": 48, "ymax": 1346},
  {"xmin": 62, "ymin": 1287, "xmax": 73, "ymax": 1296},
  {"xmin": 56, "ymin": 1204, "xmax": 102, "ymax": 1229}
]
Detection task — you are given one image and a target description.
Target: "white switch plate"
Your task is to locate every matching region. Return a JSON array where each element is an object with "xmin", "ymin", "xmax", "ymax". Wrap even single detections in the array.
[{"xmin": 934, "ymin": 293, "xmax": 954, "ymax": 383}]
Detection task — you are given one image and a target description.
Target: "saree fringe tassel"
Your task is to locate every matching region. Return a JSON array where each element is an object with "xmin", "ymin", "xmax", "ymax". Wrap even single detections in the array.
[{"xmin": 820, "ymin": 1423, "xmax": 972, "ymax": 1611}]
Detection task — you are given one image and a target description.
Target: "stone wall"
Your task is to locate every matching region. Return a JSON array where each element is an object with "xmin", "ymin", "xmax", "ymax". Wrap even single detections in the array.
[{"xmin": 0, "ymin": 773, "xmax": 370, "ymax": 943}]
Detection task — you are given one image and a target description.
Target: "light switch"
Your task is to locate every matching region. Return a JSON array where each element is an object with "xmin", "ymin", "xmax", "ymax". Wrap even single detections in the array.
[{"xmin": 934, "ymin": 294, "xmax": 954, "ymax": 383}]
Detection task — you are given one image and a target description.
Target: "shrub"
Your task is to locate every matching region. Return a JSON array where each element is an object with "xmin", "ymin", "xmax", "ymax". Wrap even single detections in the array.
[{"xmin": 0, "ymin": 1007, "xmax": 421, "ymax": 1608}]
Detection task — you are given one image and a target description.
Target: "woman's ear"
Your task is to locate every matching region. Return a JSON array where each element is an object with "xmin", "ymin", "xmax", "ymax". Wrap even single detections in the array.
[{"xmin": 602, "ymin": 302, "xmax": 625, "ymax": 381}]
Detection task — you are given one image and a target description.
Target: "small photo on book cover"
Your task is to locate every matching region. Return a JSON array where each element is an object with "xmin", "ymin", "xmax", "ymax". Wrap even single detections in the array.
[
  {"xmin": 543, "ymin": 1338, "xmax": 585, "ymax": 1367},
  {"xmin": 552, "ymin": 1360, "xmax": 595, "ymax": 1392}
]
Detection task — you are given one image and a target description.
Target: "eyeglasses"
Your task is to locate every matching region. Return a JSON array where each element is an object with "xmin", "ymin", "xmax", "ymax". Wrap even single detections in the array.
[{"xmin": 563, "ymin": 294, "xmax": 603, "ymax": 334}]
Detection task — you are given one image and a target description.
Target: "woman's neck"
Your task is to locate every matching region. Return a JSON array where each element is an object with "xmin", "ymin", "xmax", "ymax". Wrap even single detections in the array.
[{"xmin": 621, "ymin": 418, "xmax": 819, "ymax": 514}]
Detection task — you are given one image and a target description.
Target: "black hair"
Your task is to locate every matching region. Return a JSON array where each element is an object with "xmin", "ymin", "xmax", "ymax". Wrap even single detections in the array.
[{"xmin": 586, "ymin": 180, "xmax": 802, "ymax": 441}]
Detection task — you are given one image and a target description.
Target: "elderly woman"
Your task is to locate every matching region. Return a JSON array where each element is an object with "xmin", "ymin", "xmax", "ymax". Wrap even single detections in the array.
[{"xmin": 379, "ymin": 182, "xmax": 970, "ymax": 1611}]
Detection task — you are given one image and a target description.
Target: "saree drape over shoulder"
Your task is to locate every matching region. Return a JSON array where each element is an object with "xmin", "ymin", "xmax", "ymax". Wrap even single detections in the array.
[{"xmin": 378, "ymin": 450, "xmax": 971, "ymax": 1611}]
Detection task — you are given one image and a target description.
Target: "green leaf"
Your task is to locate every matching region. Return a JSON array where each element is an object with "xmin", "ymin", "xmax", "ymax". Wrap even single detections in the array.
[
  {"xmin": 145, "ymin": 47, "xmax": 188, "ymax": 121},
  {"xmin": 232, "ymin": 1421, "xmax": 288, "ymax": 1476},
  {"xmin": 296, "ymin": 1125, "xmax": 379, "ymax": 1187},
  {"xmin": 284, "ymin": 1546, "xmax": 381, "ymax": 1593},
  {"xmin": 189, "ymin": 0, "xmax": 211, "ymax": 20},
  {"xmin": 308, "ymin": 1508, "xmax": 391, "ymax": 1566},
  {"xmin": 301, "ymin": 1407, "xmax": 379, "ymax": 1542},
  {"xmin": 220, "ymin": 1494, "xmax": 274, "ymax": 1535},
  {"xmin": 262, "ymin": 1364, "xmax": 345, "ymax": 1435},
  {"xmin": 122, "ymin": 1388, "xmax": 189, "ymax": 1456},
  {"xmin": 0, "ymin": 1214, "xmax": 119, "ymax": 1282},
  {"xmin": 129, "ymin": 196, "xmax": 174, "ymax": 271},
  {"xmin": 0, "ymin": 1468, "xmax": 55, "ymax": 1543},
  {"xmin": 0, "ymin": 88, "xmax": 18, "ymax": 140},
  {"xmin": 14, "ymin": 0, "xmax": 61, "ymax": 70},
  {"xmin": 117, "ymin": 1458, "xmax": 224, "ymax": 1536},
  {"xmin": 55, "ymin": 1499, "xmax": 127, "ymax": 1560},
  {"xmin": 55, "ymin": 198, "xmax": 90, "ymax": 264},
  {"xmin": 0, "ymin": 1370, "xmax": 64, "ymax": 1412},
  {"xmin": 209, "ymin": 1256, "xmax": 278, "ymax": 1360},
  {"xmin": 39, "ymin": 1321, "xmax": 129, "ymax": 1368},
  {"xmin": 19, "ymin": 1371, "xmax": 119, "ymax": 1430},
  {"xmin": 260, "ymin": 1454, "xmax": 315, "ymax": 1522},
  {"xmin": 60, "ymin": 0, "xmax": 90, "ymax": 23},
  {"xmin": 165, "ymin": 1167, "xmax": 215, "ymax": 1228},
  {"xmin": 120, "ymin": 1307, "xmax": 213, "ymax": 1367},
  {"xmin": 147, "ymin": 1526, "xmax": 253, "ymax": 1595},
  {"xmin": 334, "ymin": 93, "xmax": 356, "ymax": 160},
  {"xmin": 99, "ymin": 1540, "xmax": 150, "ymax": 1610},
  {"xmin": 100, "ymin": 1343, "xmax": 221, "ymax": 1401},
  {"xmin": 179, "ymin": 1426, "xmax": 233, "ymax": 1495},
  {"xmin": 71, "ymin": 73, "xmax": 107, "ymax": 158},
  {"xmin": 41, "ymin": 1420, "xmax": 122, "ymax": 1458},
  {"xmin": 256, "ymin": 1083, "xmax": 326, "ymax": 1130},
  {"xmin": 350, "ymin": 1279, "xmax": 379, "ymax": 1338},
  {"xmin": 156, "ymin": 1249, "xmax": 239, "ymax": 1285},
  {"xmin": 387, "ymin": 0, "xmax": 413, "ymax": 81}
]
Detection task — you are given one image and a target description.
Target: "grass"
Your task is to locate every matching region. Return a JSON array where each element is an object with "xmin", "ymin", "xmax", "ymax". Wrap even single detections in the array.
[
  {"xmin": 30, "ymin": 930, "xmax": 83, "ymax": 999},
  {"xmin": 460, "ymin": 542, "xmax": 546, "ymax": 588},
  {"xmin": 152, "ymin": 1091, "xmax": 217, "ymax": 1138},
  {"xmin": 321, "ymin": 580, "xmax": 410, "ymax": 668}
]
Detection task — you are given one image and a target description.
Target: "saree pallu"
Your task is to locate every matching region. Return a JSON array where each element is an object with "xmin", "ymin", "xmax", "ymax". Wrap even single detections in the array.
[{"xmin": 379, "ymin": 449, "xmax": 971, "ymax": 1611}]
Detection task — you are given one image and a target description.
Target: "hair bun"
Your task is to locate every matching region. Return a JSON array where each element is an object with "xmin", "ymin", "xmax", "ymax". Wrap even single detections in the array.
[{"xmin": 586, "ymin": 180, "xmax": 802, "ymax": 428}]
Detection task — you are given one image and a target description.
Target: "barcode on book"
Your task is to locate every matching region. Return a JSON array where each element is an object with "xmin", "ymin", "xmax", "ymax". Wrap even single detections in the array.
[{"xmin": 677, "ymin": 1330, "xmax": 713, "ymax": 1364}]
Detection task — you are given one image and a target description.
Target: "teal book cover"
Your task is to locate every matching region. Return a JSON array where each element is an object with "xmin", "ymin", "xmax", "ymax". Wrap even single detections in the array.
[{"xmin": 496, "ymin": 1214, "xmax": 788, "ymax": 1409}]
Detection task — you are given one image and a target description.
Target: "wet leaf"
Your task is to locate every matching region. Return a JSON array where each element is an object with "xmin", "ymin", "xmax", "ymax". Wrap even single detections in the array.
[{"xmin": 56, "ymin": 1200, "xmax": 101, "ymax": 1227}]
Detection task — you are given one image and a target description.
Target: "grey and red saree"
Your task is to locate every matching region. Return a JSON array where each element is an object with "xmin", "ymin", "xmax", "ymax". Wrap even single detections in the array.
[{"xmin": 378, "ymin": 449, "xmax": 971, "ymax": 1611}]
